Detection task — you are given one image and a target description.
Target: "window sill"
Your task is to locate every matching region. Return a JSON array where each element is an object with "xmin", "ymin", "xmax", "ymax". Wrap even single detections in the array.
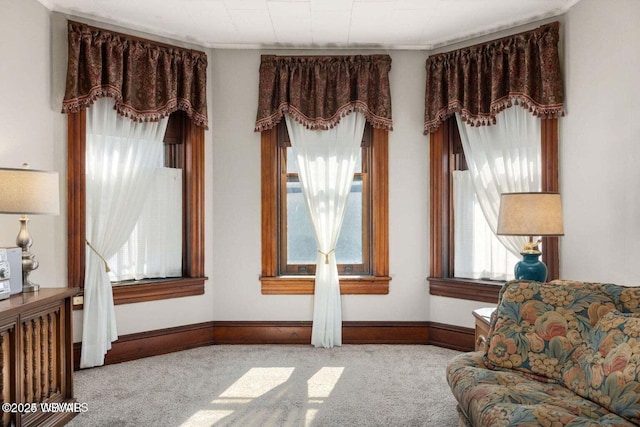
[
  {"xmin": 72, "ymin": 277, "xmax": 207, "ymax": 310},
  {"xmin": 428, "ymin": 277, "xmax": 502, "ymax": 303},
  {"xmin": 260, "ymin": 275, "xmax": 391, "ymax": 295}
]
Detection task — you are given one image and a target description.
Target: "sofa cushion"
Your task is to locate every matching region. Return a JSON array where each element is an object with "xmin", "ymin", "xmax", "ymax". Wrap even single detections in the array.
[
  {"xmin": 600, "ymin": 284, "xmax": 640, "ymax": 314},
  {"xmin": 562, "ymin": 310, "xmax": 640, "ymax": 424},
  {"xmin": 447, "ymin": 351, "xmax": 636, "ymax": 427},
  {"xmin": 484, "ymin": 280, "xmax": 617, "ymax": 383}
]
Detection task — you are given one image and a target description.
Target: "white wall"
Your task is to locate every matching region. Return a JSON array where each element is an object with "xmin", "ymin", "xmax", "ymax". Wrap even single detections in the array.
[
  {"xmin": 0, "ymin": 0, "xmax": 62, "ymax": 285},
  {"xmin": 561, "ymin": 0, "xmax": 640, "ymax": 285},
  {"xmin": 5, "ymin": 0, "xmax": 638, "ymax": 337}
]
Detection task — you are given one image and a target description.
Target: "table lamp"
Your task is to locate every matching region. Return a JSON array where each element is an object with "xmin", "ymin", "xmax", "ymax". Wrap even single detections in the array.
[
  {"xmin": 497, "ymin": 192, "xmax": 564, "ymax": 282},
  {"xmin": 0, "ymin": 165, "xmax": 60, "ymax": 292}
]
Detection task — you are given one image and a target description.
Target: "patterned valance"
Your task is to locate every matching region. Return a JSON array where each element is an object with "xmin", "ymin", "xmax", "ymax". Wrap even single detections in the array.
[
  {"xmin": 61, "ymin": 21, "xmax": 208, "ymax": 129},
  {"xmin": 255, "ymin": 55, "xmax": 393, "ymax": 132},
  {"xmin": 423, "ymin": 22, "xmax": 564, "ymax": 134}
]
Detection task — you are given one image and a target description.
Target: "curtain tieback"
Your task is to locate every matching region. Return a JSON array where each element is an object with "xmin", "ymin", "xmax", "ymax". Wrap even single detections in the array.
[
  {"xmin": 317, "ymin": 249, "xmax": 335, "ymax": 265},
  {"xmin": 86, "ymin": 240, "xmax": 111, "ymax": 273}
]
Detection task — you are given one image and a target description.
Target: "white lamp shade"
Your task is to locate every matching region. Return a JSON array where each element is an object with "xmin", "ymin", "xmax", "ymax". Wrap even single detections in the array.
[
  {"xmin": 497, "ymin": 192, "xmax": 564, "ymax": 236},
  {"xmin": 0, "ymin": 168, "xmax": 60, "ymax": 215}
]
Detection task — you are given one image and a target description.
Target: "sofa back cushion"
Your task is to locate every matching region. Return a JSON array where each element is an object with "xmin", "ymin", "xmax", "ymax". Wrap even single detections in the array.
[
  {"xmin": 563, "ymin": 310, "xmax": 640, "ymax": 424},
  {"xmin": 601, "ymin": 284, "xmax": 640, "ymax": 314},
  {"xmin": 484, "ymin": 280, "xmax": 618, "ymax": 383}
]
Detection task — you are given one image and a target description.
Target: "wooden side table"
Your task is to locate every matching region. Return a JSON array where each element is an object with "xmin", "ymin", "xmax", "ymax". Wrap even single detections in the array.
[{"xmin": 473, "ymin": 307, "xmax": 495, "ymax": 352}]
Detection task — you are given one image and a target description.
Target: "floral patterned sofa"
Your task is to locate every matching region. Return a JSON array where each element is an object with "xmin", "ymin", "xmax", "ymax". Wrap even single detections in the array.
[{"xmin": 446, "ymin": 280, "xmax": 640, "ymax": 426}]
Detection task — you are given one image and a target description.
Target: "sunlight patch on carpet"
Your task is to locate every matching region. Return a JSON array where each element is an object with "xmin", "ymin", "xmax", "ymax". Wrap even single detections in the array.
[
  {"xmin": 305, "ymin": 408, "xmax": 319, "ymax": 426},
  {"xmin": 307, "ymin": 367, "xmax": 344, "ymax": 398},
  {"xmin": 180, "ymin": 366, "xmax": 344, "ymax": 426},
  {"xmin": 218, "ymin": 367, "xmax": 295, "ymax": 399},
  {"xmin": 180, "ymin": 410, "xmax": 234, "ymax": 426},
  {"xmin": 306, "ymin": 367, "xmax": 344, "ymax": 425}
]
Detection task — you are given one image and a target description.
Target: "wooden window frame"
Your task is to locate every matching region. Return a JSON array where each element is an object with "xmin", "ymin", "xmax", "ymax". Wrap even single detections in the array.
[
  {"xmin": 428, "ymin": 117, "xmax": 559, "ymax": 304},
  {"xmin": 260, "ymin": 124, "xmax": 390, "ymax": 295},
  {"xmin": 67, "ymin": 110, "xmax": 206, "ymax": 308}
]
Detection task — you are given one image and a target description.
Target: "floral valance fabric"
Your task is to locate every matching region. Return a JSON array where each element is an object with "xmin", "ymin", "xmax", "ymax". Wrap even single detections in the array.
[
  {"xmin": 62, "ymin": 21, "xmax": 208, "ymax": 129},
  {"xmin": 423, "ymin": 22, "xmax": 564, "ymax": 134},
  {"xmin": 255, "ymin": 55, "xmax": 393, "ymax": 132}
]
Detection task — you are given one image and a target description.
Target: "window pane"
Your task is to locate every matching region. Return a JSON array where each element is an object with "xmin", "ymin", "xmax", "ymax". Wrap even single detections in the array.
[
  {"xmin": 286, "ymin": 147, "xmax": 298, "ymax": 173},
  {"xmin": 109, "ymin": 167, "xmax": 183, "ymax": 281},
  {"xmin": 453, "ymin": 170, "xmax": 517, "ymax": 281},
  {"xmin": 353, "ymin": 150, "xmax": 362, "ymax": 173},
  {"xmin": 336, "ymin": 177, "xmax": 363, "ymax": 263},
  {"xmin": 286, "ymin": 176, "xmax": 363, "ymax": 265},
  {"xmin": 286, "ymin": 178, "xmax": 316, "ymax": 264}
]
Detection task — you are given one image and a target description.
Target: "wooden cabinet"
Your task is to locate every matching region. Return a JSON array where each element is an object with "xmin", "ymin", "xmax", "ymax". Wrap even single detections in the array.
[
  {"xmin": 473, "ymin": 307, "xmax": 495, "ymax": 352},
  {"xmin": 0, "ymin": 288, "xmax": 78, "ymax": 427}
]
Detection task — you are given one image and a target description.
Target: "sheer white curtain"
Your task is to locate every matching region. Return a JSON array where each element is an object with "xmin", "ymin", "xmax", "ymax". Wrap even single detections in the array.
[
  {"xmin": 285, "ymin": 112, "xmax": 366, "ymax": 348},
  {"xmin": 108, "ymin": 167, "xmax": 183, "ymax": 281},
  {"xmin": 82, "ymin": 98, "xmax": 168, "ymax": 368},
  {"xmin": 453, "ymin": 170, "xmax": 519, "ymax": 280},
  {"xmin": 454, "ymin": 107, "xmax": 541, "ymax": 275}
]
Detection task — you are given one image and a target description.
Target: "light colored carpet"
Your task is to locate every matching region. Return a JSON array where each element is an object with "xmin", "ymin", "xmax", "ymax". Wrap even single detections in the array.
[{"xmin": 68, "ymin": 344, "xmax": 461, "ymax": 427}]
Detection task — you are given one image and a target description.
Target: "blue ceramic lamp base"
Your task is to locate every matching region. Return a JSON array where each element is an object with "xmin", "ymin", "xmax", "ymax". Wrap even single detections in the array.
[{"xmin": 514, "ymin": 252, "xmax": 548, "ymax": 282}]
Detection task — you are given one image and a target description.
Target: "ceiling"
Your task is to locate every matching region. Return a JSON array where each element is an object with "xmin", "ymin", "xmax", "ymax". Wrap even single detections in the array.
[{"xmin": 38, "ymin": 0, "xmax": 580, "ymax": 50}]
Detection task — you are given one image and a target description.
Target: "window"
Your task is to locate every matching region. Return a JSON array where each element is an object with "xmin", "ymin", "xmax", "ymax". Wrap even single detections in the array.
[
  {"xmin": 428, "ymin": 116, "xmax": 559, "ymax": 303},
  {"xmin": 280, "ymin": 123, "xmax": 371, "ymax": 276},
  {"xmin": 453, "ymin": 171, "xmax": 520, "ymax": 281},
  {"xmin": 68, "ymin": 110, "xmax": 206, "ymax": 306},
  {"xmin": 260, "ymin": 122, "xmax": 390, "ymax": 295},
  {"xmin": 452, "ymin": 107, "xmax": 543, "ymax": 282},
  {"xmin": 106, "ymin": 113, "xmax": 184, "ymax": 283}
]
